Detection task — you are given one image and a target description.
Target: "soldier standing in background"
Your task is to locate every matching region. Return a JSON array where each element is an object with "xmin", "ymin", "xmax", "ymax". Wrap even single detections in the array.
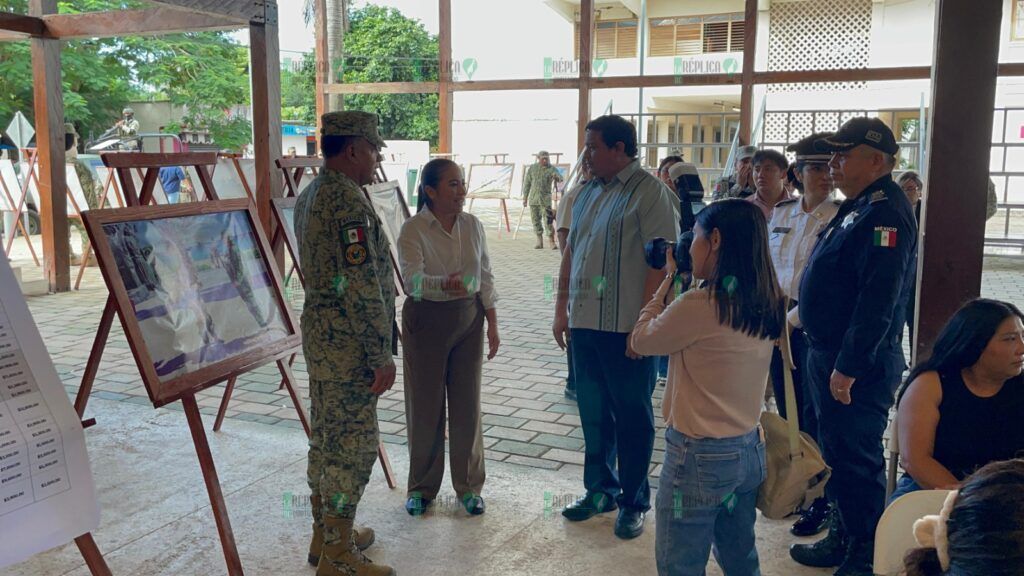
[
  {"xmin": 712, "ymin": 144, "xmax": 757, "ymax": 201},
  {"xmin": 115, "ymin": 107, "xmax": 140, "ymax": 151},
  {"xmin": 65, "ymin": 122, "xmax": 98, "ymax": 264},
  {"xmin": 522, "ymin": 150, "xmax": 563, "ymax": 250},
  {"xmin": 294, "ymin": 111, "xmax": 397, "ymax": 576}
]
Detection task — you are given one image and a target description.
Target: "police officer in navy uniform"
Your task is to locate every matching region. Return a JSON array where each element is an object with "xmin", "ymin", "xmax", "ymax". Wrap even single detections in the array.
[{"xmin": 790, "ymin": 117, "xmax": 917, "ymax": 576}]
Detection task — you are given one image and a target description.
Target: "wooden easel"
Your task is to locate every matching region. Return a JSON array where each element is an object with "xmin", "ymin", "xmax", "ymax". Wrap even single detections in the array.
[
  {"xmin": 0, "ymin": 156, "xmax": 40, "ymax": 265},
  {"xmin": 75, "ymin": 152, "xmax": 310, "ymax": 576},
  {"xmin": 73, "ymin": 418, "xmax": 112, "ymax": 575}
]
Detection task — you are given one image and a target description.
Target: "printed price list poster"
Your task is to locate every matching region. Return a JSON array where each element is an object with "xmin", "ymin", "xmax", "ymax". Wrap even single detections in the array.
[
  {"xmin": 0, "ymin": 257, "xmax": 99, "ymax": 569},
  {"xmin": 0, "ymin": 306, "xmax": 71, "ymax": 516}
]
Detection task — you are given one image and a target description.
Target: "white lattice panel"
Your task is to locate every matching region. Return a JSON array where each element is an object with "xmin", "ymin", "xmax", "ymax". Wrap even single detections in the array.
[{"xmin": 767, "ymin": 0, "xmax": 872, "ymax": 93}]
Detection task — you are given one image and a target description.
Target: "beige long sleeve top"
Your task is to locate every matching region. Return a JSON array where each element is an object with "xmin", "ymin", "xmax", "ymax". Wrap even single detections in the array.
[{"xmin": 631, "ymin": 278, "xmax": 773, "ymax": 439}]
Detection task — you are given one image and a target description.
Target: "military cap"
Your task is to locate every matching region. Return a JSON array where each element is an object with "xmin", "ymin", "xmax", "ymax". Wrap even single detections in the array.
[
  {"xmin": 815, "ymin": 117, "xmax": 899, "ymax": 155},
  {"xmin": 787, "ymin": 131, "xmax": 833, "ymax": 163},
  {"xmin": 321, "ymin": 111, "xmax": 386, "ymax": 149},
  {"xmin": 736, "ymin": 145, "xmax": 757, "ymax": 161},
  {"xmin": 537, "ymin": 150, "xmax": 550, "ymax": 158},
  {"xmin": 64, "ymin": 122, "xmax": 77, "ymax": 136}
]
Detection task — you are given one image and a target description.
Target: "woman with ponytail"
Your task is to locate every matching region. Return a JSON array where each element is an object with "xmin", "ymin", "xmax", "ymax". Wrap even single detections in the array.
[
  {"xmin": 397, "ymin": 158, "xmax": 499, "ymax": 517},
  {"xmin": 904, "ymin": 459, "xmax": 1024, "ymax": 576}
]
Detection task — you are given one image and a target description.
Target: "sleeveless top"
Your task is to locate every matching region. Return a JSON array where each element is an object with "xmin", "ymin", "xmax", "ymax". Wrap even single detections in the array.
[{"xmin": 932, "ymin": 370, "xmax": 1024, "ymax": 480}]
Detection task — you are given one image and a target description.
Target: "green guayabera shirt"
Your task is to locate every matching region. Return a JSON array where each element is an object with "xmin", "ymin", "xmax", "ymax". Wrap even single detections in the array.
[{"xmin": 294, "ymin": 168, "xmax": 395, "ymax": 381}]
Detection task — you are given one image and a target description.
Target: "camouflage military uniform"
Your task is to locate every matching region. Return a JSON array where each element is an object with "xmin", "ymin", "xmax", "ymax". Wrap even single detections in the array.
[
  {"xmin": 710, "ymin": 173, "xmax": 754, "ymax": 201},
  {"xmin": 523, "ymin": 162, "xmax": 561, "ymax": 236},
  {"xmin": 295, "ymin": 167, "xmax": 395, "ymax": 525},
  {"xmin": 65, "ymin": 123, "xmax": 98, "ymax": 256}
]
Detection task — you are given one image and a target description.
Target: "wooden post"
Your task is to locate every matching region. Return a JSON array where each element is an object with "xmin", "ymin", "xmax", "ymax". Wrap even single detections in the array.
[
  {"xmin": 738, "ymin": 0, "xmax": 757, "ymax": 145},
  {"xmin": 577, "ymin": 0, "xmax": 594, "ymax": 153},
  {"xmin": 29, "ymin": 0, "xmax": 69, "ymax": 292},
  {"xmin": 438, "ymin": 0, "xmax": 453, "ymax": 154},
  {"xmin": 915, "ymin": 0, "xmax": 1003, "ymax": 360},
  {"xmin": 249, "ymin": 3, "xmax": 283, "ymax": 244},
  {"xmin": 314, "ymin": 0, "xmax": 328, "ymax": 142}
]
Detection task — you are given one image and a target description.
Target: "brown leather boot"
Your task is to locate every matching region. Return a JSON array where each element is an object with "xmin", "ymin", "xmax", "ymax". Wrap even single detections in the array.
[
  {"xmin": 316, "ymin": 517, "xmax": 395, "ymax": 576},
  {"xmin": 309, "ymin": 497, "xmax": 375, "ymax": 566},
  {"xmin": 534, "ymin": 234, "xmax": 544, "ymax": 249}
]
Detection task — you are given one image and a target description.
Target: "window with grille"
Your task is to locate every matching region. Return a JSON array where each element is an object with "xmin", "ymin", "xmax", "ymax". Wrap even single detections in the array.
[
  {"xmin": 648, "ymin": 13, "xmax": 745, "ymax": 57},
  {"xmin": 1014, "ymin": 0, "xmax": 1024, "ymax": 41},
  {"xmin": 575, "ymin": 19, "xmax": 638, "ymax": 59}
]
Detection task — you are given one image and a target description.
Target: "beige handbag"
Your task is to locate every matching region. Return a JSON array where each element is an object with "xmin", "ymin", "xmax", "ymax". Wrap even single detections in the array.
[{"xmin": 756, "ymin": 313, "xmax": 831, "ymax": 520}]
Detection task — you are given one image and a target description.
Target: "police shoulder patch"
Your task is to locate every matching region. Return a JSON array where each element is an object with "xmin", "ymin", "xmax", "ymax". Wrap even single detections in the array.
[
  {"xmin": 344, "ymin": 243, "xmax": 368, "ymax": 266},
  {"xmin": 869, "ymin": 190, "xmax": 887, "ymax": 204}
]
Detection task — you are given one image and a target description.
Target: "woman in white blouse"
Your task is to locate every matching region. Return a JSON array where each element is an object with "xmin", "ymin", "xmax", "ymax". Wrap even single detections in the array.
[{"xmin": 398, "ymin": 158, "xmax": 499, "ymax": 517}]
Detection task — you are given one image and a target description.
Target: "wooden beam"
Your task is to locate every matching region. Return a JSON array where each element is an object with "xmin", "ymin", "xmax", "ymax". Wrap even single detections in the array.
[
  {"xmin": 147, "ymin": 0, "xmax": 266, "ymax": 24},
  {"xmin": 916, "ymin": 0, "xmax": 1003, "ymax": 361},
  {"xmin": 314, "ymin": 0, "xmax": 327, "ymax": 144},
  {"xmin": 754, "ymin": 67, "xmax": 933, "ymax": 84},
  {"xmin": 438, "ymin": 0, "xmax": 453, "ymax": 154},
  {"xmin": 578, "ymin": 0, "xmax": 593, "ymax": 153},
  {"xmin": 324, "ymin": 81, "xmax": 440, "ymax": 94},
  {"xmin": 738, "ymin": 0, "xmax": 757, "ymax": 145},
  {"xmin": 998, "ymin": 62, "xmax": 1024, "ymax": 76},
  {"xmin": 454, "ymin": 79, "xmax": 579, "ymax": 92},
  {"xmin": 0, "ymin": 11, "xmax": 46, "ymax": 37},
  {"xmin": 592, "ymin": 74, "xmax": 741, "ymax": 89},
  {"xmin": 44, "ymin": 8, "xmax": 239, "ymax": 39},
  {"xmin": 249, "ymin": 21, "xmax": 284, "ymax": 246},
  {"xmin": 30, "ymin": 0, "xmax": 68, "ymax": 292}
]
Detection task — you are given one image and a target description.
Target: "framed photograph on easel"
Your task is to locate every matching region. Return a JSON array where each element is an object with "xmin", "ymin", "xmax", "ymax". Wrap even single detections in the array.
[
  {"xmin": 82, "ymin": 199, "xmax": 301, "ymax": 407},
  {"xmin": 362, "ymin": 180, "xmax": 411, "ymax": 296}
]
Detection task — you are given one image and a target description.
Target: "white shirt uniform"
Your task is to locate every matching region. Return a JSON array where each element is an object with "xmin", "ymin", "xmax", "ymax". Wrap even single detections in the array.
[
  {"xmin": 398, "ymin": 207, "xmax": 498, "ymax": 308},
  {"xmin": 767, "ymin": 196, "xmax": 841, "ymax": 300}
]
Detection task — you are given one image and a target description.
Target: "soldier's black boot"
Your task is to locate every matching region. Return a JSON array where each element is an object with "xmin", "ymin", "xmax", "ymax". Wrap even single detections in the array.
[
  {"xmin": 790, "ymin": 507, "xmax": 847, "ymax": 568},
  {"xmin": 834, "ymin": 537, "xmax": 873, "ymax": 576}
]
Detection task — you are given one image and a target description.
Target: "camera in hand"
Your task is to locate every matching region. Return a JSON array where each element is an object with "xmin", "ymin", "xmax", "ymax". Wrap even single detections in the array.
[{"xmin": 644, "ymin": 161, "xmax": 704, "ymax": 274}]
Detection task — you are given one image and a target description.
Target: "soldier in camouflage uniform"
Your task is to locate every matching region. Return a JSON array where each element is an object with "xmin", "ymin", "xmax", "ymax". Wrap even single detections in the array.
[
  {"xmin": 711, "ymin": 144, "xmax": 756, "ymax": 201},
  {"xmin": 522, "ymin": 150, "xmax": 562, "ymax": 249},
  {"xmin": 295, "ymin": 111, "xmax": 397, "ymax": 576},
  {"xmin": 65, "ymin": 122, "xmax": 98, "ymax": 263}
]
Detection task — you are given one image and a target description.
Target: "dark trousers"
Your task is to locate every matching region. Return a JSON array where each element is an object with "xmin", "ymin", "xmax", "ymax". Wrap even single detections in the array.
[
  {"xmin": 769, "ymin": 328, "xmax": 818, "ymax": 441},
  {"xmin": 565, "ymin": 338, "xmax": 576, "ymax": 391},
  {"xmin": 804, "ymin": 346, "xmax": 900, "ymax": 543},
  {"xmin": 571, "ymin": 328, "xmax": 657, "ymax": 511}
]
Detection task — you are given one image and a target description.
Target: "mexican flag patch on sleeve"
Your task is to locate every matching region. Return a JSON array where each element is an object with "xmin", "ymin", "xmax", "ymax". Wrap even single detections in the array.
[
  {"xmin": 873, "ymin": 226, "xmax": 897, "ymax": 248},
  {"xmin": 343, "ymin": 226, "xmax": 366, "ymax": 245}
]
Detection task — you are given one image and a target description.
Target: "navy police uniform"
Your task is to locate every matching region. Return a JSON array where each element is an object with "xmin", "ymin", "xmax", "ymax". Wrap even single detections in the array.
[{"xmin": 797, "ymin": 120, "xmax": 917, "ymax": 558}]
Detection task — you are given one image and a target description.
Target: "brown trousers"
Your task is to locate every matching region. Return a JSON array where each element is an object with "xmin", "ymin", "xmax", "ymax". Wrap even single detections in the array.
[{"xmin": 402, "ymin": 296, "xmax": 486, "ymax": 499}]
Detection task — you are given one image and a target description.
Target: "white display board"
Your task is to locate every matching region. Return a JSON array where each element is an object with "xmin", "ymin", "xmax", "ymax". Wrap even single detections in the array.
[
  {"xmin": 16, "ymin": 162, "xmax": 90, "ymax": 216},
  {"xmin": 0, "ymin": 159, "xmax": 22, "ymax": 213},
  {"xmin": 0, "ymin": 256, "xmax": 100, "ymax": 568}
]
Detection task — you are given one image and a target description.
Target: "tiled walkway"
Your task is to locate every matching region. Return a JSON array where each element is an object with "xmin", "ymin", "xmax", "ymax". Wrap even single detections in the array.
[{"xmin": 10, "ymin": 205, "xmax": 1024, "ymax": 480}]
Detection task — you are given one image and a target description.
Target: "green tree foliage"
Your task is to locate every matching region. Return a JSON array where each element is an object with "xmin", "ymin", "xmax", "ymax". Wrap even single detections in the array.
[
  {"xmin": 282, "ymin": 52, "xmax": 316, "ymax": 125},
  {"xmin": 341, "ymin": 5, "xmax": 439, "ymax": 146},
  {"xmin": 0, "ymin": 0, "xmax": 251, "ymax": 152}
]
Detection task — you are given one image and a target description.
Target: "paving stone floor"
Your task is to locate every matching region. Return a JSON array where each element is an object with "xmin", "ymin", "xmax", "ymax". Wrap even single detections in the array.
[{"xmin": 9, "ymin": 205, "xmax": 1024, "ymax": 481}]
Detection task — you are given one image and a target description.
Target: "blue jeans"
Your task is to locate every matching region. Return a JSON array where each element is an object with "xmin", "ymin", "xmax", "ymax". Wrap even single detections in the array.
[
  {"xmin": 656, "ymin": 427, "xmax": 766, "ymax": 576},
  {"xmin": 166, "ymin": 191, "xmax": 180, "ymax": 204},
  {"xmin": 658, "ymin": 355, "xmax": 668, "ymax": 378},
  {"xmin": 888, "ymin": 474, "xmax": 922, "ymax": 505}
]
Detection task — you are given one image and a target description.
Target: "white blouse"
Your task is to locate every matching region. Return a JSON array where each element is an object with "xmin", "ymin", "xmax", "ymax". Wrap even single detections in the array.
[{"xmin": 397, "ymin": 207, "xmax": 497, "ymax": 308}]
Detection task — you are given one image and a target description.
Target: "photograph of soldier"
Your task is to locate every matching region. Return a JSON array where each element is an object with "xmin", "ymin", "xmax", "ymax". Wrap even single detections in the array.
[
  {"xmin": 522, "ymin": 150, "xmax": 563, "ymax": 249},
  {"xmin": 100, "ymin": 210, "xmax": 288, "ymax": 382}
]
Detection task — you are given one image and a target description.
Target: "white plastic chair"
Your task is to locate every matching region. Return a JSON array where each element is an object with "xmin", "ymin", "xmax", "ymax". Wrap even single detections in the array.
[{"xmin": 873, "ymin": 489, "xmax": 952, "ymax": 576}]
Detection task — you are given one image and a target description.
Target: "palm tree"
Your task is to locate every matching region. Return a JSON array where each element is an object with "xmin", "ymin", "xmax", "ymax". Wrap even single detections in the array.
[{"xmin": 303, "ymin": 0, "xmax": 347, "ymax": 111}]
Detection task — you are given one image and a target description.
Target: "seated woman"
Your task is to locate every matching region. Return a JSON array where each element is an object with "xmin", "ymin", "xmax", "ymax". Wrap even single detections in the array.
[
  {"xmin": 632, "ymin": 199, "xmax": 785, "ymax": 576},
  {"xmin": 903, "ymin": 459, "xmax": 1024, "ymax": 576},
  {"xmin": 398, "ymin": 158, "xmax": 500, "ymax": 517},
  {"xmin": 893, "ymin": 298, "xmax": 1024, "ymax": 502}
]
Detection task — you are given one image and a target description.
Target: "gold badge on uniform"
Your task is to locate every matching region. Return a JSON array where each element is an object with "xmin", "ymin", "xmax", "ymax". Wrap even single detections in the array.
[
  {"xmin": 341, "ymin": 223, "xmax": 369, "ymax": 267},
  {"xmin": 345, "ymin": 243, "xmax": 368, "ymax": 266}
]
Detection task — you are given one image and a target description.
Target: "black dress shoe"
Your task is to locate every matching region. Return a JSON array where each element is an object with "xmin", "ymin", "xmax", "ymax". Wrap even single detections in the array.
[
  {"xmin": 613, "ymin": 507, "xmax": 645, "ymax": 539},
  {"xmin": 791, "ymin": 497, "xmax": 831, "ymax": 537},
  {"xmin": 405, "ymin": 494, "xmax": 432, "ymax": 516},
  {"xmin": 790, "ymin": 509, "xmax": 847, "ymax": 568},
  {"xmin": 561, "ymin": 492, "xmax": 617, "ymax": 521},
  {"xmin": 462, "ymin": 493, "xmax": 485, "ymax": 515},
  {"xmin": 564, "ymin": 386, "xmax": 577, "ymax": 401}
]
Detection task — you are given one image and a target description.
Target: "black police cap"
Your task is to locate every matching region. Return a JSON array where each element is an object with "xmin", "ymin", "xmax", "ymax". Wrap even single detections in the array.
[
  {"xmin": 814, "ymin": 117, "xmax": 900, "ymax": 156},
  {"xmin": 787, "ymin": 131, "xmax": 835, "ymax": 163}
]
